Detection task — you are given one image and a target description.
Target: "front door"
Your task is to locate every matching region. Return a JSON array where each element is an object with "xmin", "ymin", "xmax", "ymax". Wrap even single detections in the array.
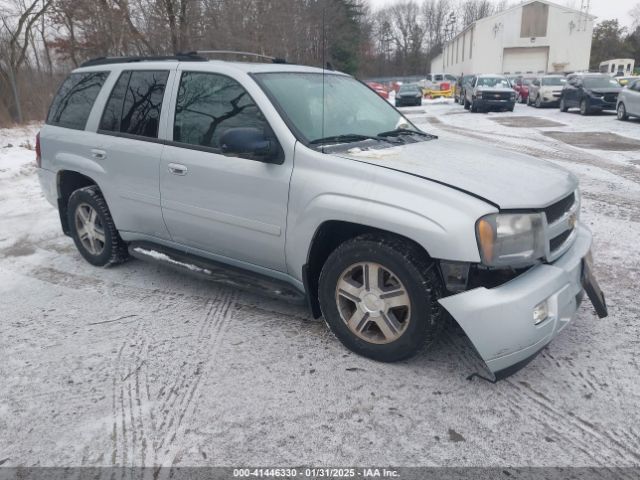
[{"xmin": 160, "ymin": 70, "xmax": 292, "ymax": 272}]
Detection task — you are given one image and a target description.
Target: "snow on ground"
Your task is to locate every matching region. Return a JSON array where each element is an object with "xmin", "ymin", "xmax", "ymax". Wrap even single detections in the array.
[{"xmin": 1, "ymin": 106, "xmax": 640, "ymax": 469}]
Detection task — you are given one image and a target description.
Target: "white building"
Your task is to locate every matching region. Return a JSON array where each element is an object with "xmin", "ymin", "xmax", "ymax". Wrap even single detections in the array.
[{"xmin": 430, "ymin": 0, "xmax": 595, "ymax": 76}]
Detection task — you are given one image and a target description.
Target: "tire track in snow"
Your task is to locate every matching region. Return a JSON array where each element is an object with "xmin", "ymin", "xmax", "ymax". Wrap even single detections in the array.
[
  {"xmin": 496, "ymin": 377, "xmax": 640, "ymax": 468},
  {"xmin": 153, "ymin": 289, "xmax": 238, "ymax": 467}
]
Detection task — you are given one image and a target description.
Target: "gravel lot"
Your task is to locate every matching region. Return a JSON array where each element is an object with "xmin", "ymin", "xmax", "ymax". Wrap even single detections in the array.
[{"xmin": 1, "ymin": 101, "xmax": 639, "ymax": 469}]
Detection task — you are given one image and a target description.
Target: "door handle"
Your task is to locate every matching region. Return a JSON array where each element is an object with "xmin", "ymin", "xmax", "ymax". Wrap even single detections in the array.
[
  {"xmin": 168, "ymin": 163, "xmax": 188, "ymax": 176},
  {"xmin": 91, "ymin": 149, "xmax": 106, "ymax": 160}
]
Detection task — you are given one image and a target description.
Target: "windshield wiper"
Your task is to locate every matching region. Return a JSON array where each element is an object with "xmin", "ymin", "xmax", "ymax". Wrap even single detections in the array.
[
  {"xmin": 310, "ymin": 133, "xmax": 390, "ymax": 146},
  {"xmin": 377, "ymin": 128, "xmax": 435, "ymax": 139}
]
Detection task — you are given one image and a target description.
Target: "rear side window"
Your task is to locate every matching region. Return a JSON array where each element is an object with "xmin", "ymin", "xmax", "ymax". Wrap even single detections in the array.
[
  {"xmin": 173, "ymin": 72, "xmax": 267, "ymax": 150},
  {"xmin": 47, "ymin": 72, "xmax": 109, "ymax": 130},
  {"xmin": 100, "ymin": 70, "xmax": 169, "ymax": 139}
]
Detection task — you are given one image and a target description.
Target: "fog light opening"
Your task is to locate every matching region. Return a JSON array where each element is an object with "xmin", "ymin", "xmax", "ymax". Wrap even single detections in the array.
[{"xmin": 533, "ymin": 300, "xmax": 550, "ymax": 325}]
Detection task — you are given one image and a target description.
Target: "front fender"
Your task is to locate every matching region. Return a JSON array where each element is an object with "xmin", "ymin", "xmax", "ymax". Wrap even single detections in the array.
[{"xmin": 285, "ymin": 145, "xmax": 497, "ymax": 283}]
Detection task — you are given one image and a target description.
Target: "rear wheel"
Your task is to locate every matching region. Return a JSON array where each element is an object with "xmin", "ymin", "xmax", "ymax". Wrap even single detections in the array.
[
  {"xmin": 318, "ymin": 234, "xmax": 444, "ymax": 362},
  {"xmin": 67, "ymin": 185, "xmax": 129, "ymax": 267},
  {"xmin": 617, "ymin": 103, "xmax": 628, "ymax": 121}
]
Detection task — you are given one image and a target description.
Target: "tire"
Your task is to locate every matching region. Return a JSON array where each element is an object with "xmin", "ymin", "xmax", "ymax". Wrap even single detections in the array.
[
  {"xmin": 67, "ymin": 185, "xmax": 129, "ymax": 267},
  {"xmin": 617, "ymin": 103, "xmax": 628, "ymax": 121},
  {"xmin": 509, "ymin": 103, "xmax": 515, "ymax": 112},
  {"xmin": 560, "ymin": 97, "xmax": 568, "ymax": 112},
  {"xmin": 580, "ymin": 99, "xmax": 590, "ymax": 116},
  {"xmin": 318, "ymin": 234, "xmax": 444, "ymax": 362}
]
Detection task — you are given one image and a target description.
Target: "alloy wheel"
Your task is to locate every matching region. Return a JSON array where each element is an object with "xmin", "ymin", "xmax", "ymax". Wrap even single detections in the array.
[
  {"xmin": 74, "ymin": 203, "xmax": 105, "ymax": 256},
  {"xmin": 335, "ymin": 262, "xmax": 411, "ymax": 345},
  {"xmin": 617, "ymin": 103, "xmax": 627, "ymax": 120}
]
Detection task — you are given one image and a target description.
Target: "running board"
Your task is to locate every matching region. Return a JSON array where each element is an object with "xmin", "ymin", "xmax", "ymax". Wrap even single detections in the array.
[{"xmin": 128, "ymin": 242, "xmax": 306, "ymax": 304}]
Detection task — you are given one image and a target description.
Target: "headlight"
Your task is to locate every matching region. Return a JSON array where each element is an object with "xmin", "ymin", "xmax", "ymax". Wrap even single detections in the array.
[
  {"xmin": 510, "ymin": 93, "xmax": 516, "ymax": 100},
  {"xmin": 476, "ymin": 92, "xmax": 482, "ymax": 98},
  {"xmin": 476, "ymin": 213, "xmax": 546, "ymax": 267}
]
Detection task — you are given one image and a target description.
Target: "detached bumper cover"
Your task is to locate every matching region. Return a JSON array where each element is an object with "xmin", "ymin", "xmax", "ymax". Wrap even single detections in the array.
[{"xmin": 439, "ymin": 225, "xmax": 596, "ymax": 378}]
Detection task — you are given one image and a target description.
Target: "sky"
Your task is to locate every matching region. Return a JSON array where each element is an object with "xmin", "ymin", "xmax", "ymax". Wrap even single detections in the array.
[{"xmin": 367, "ymin": 0, "xmax": 637, "ymax": 28}]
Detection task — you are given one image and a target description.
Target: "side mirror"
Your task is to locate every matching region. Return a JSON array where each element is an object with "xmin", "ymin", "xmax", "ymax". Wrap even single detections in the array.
[{"xmin": 220, "ymin": 127, "xmax": 280, "ymax": 163}]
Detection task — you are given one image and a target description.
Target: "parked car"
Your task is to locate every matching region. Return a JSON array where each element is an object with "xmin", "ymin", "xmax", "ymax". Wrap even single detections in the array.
[
  {"xmin": 527, "ymin": 74, "xmax": 566, "ymax": 107},
  {"xmin": 560, "ymin": 73, "xmax": 622, "ymax": 115},
  {"xmin": 454, "ymin": 74, "xmax": 474, "ymax": 105},
  {"xmin": 513, "ymin": 76, "xmax": 536, "ymax": 103},
  {"xmin": 36, "ymin": 55, "xmax": 607, "ymax": 379},
  {"xmin": 464, "ymin": 74, "xmax": 516, "ymax": 112},
  {"xmin": 366, "ymin": 81, "xmax": 389, "ymax": 100},
  {"xmin": 616, "ymin": 78, "xmax": 640, "ymax": 121},
  {"xmin": 395, "ymin": 83, "xmax": 423, "ymax": 107}
]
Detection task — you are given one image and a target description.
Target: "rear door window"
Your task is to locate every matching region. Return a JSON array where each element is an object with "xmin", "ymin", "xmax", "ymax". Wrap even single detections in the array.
[
  {"xmin": 99, "ymin": 70, "xmax": 169, "ymax": 139},
  {"xmin": 47, "ymin": 72, "xmax": 109, "ymax": 130}
]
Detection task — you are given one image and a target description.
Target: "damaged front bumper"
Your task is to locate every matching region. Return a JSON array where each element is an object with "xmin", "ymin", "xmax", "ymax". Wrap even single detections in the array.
[{"xmin": 439, "ymin": 225, "xmax": 606, "ymax": 380}]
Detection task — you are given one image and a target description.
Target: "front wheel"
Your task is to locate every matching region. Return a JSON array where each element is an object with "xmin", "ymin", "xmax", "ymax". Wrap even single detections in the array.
[
  {"xmin": 617, "ymin": 103, "xmax": 628, "ymax": 121},
  {"xmin": 318, "ymin": 234, "xmax": 444, "ymax": 362},
  {"xmin": 580, "ymin": 99, "xmax": 590, "ymax": 116},
  {"xmin": 67, "ymin": 185, "xmax": 129, "ymax": 267},
  {"xmin": 560, "ymin": 97, "xmax": 568, "ymax": 112}
]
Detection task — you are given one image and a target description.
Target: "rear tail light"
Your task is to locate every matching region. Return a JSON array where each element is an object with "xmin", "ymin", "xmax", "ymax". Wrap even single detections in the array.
[{"xmin": 35, "ymin": 132, "xmax": 41, "ymax": 168}]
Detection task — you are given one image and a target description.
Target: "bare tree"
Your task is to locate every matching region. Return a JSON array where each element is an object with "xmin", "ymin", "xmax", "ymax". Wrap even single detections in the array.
[{"xmin": 0, "ymin": 0, "xmax": 53, "ymax": 123}]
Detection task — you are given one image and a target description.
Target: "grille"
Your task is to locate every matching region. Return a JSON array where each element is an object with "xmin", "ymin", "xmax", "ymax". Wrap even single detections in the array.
[
  {"xmin": 488, "ymin": 92, "xmax": 511, "ymax": 100},
  {"xmin": 604, "ymin": 94, "xmax": 618, "ymax": 103},
  {"xmin": 544, "ymin": 193, "xmax": 575, "ymax": 224},
  {"xmin": 550, "ymin": 229, "xmax": 573, "ymax": 252}
]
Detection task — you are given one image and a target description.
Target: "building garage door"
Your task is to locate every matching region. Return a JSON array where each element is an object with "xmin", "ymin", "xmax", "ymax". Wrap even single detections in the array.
[{"xmin": 502, "ymin": 47, "xmax": 549, "ymax": 74}]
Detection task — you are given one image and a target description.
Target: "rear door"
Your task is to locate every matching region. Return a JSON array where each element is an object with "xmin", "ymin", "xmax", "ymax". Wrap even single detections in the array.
[
  {"xmin": 159, "ymin": 69, "xmax": 293, "ymax": 272},
  {"xmin": 95, "ymin": 68, "xmax": 174, "ymax": 239}
]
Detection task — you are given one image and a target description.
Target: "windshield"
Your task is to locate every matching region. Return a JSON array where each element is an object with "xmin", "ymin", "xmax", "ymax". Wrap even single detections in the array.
[
  {"xmin": 583, "ymin": 76, "xmax": 620, "ymax": 88},
  {"xmin": 542, "ymin": 76, "xmax": 566, "ymax": 86},
  {"xmin": 521, "ymin": 78, "xmax": 533, "ymax": 85},
  {"xmin": 254, "ymin": 72, "xmax": 417, "ymax": 144},
  {"xmin": 399, "ymin": 84, "xmax": 420, "ymax": 93},
  {"xmin": 477, "ymin": 77, "xmax": 511, "ymax": 88}
]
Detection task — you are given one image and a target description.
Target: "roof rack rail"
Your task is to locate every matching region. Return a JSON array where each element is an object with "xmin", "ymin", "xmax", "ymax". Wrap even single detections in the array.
[
  {"xmin": 80, "ymin": 52, "xmax": 207, "ymax": 68},
  {"xmin": 194, "ymin": 50, "xmax": 287, "ymax": 64}
]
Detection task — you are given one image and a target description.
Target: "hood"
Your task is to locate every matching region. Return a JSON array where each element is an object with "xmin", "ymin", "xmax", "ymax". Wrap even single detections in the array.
[
  {"xmin": 336, "ymin": 139, "xmax": 577, "ymax": 209},
  {"xmin": 476, "ymin": 87, "xmax": 514, "ymax": 93},
  {"xmin": 589, "ymin": 87, "xmax": 621, "ymax": 94}
]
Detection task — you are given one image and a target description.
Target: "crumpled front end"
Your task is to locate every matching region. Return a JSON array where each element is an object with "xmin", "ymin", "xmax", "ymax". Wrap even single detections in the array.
[{"xmin": 439, "ymin": 225, "xmax": 594, "ymax": 380}]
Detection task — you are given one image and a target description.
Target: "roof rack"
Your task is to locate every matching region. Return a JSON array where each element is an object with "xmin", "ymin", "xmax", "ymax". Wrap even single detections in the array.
[
  {"xmin": 80, "ymin": 52, "xmax": 207, "ymax": 67},
  {"xmin": 194, "ymin": 50, "xmax": 287, "ymax": 64}
]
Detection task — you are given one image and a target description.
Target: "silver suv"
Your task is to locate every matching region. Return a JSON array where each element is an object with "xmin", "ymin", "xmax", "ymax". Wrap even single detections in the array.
[{"xmin": 37, "ymin": 55, "xmax": 607, "ymax": 380}]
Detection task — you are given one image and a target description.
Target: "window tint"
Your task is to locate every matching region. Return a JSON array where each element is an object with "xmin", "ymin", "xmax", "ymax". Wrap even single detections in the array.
[
  {"xmin": 173, "ymin": 72, "xmax": 267, "ymax": 150},
  {"xmin": 99, "ymin": 70, "xmax": 169, "ymax": 138},
  {"xmin": 47, "ymin": 72, "xmax": 108, "ymax": 130}
]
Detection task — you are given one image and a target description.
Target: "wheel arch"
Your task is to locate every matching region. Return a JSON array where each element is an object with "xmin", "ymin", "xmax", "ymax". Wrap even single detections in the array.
[
  {"xmin": 302, "ymin": 220, "xmax": 437, "ymax": 319},
  {"xmin": 56, "ymin": 170, "xmax": 100, "ymax": 235}
]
